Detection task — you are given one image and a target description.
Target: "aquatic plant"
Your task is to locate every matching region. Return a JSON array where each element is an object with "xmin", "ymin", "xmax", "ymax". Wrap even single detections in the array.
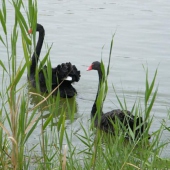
[{"xmin": 0, "ymin": 0, "xmax": 170, "ymax": 169}]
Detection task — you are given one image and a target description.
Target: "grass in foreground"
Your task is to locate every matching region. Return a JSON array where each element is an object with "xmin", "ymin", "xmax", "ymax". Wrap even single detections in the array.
[{"xmin": 0, "ymin": 0, "xmax": 170, "ymax": 169}]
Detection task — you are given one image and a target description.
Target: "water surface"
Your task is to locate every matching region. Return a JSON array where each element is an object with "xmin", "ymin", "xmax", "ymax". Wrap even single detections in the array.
[{"xmin": 0, "ymin": 0, "xmax": 170, "ymax": 157}]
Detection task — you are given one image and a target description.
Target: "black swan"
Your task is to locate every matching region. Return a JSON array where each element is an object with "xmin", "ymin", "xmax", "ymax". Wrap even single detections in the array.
[
  {"xmin": 28, "ymin": 23, "xmax": 80, "ymax": 98},
  {"xmin": 87, "ymin": 61, "xmax": 148, "ymax": 139}
]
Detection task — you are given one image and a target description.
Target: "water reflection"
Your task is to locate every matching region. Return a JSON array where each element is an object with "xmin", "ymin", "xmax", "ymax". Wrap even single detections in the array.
[{"xmin": 27, "ymin": 83, "xmax": 78, "ymax": 121}]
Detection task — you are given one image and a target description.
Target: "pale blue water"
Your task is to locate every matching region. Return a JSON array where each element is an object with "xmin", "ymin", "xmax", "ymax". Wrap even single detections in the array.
[{"xmin": 0, "ymin": 0, "xmax": 170, "ymax": 157}]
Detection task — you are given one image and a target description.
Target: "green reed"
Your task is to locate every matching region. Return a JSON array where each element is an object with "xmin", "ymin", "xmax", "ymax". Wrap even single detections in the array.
[
  {"xmin": 73, "ymin": 36, "xmax": 170, "ymax": 169},
  {"xmin": 0, "ymin": 0, "xmax": 70, "ymax": 169},
  {"xmin": 0, "ymin": 0, "xmax": 170, "ymax": 169}
]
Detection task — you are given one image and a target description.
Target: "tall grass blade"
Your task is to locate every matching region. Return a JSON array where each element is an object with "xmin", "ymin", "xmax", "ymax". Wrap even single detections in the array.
[
  {"xmin": 22, "ymin": 36, "xmax": 31, "ymax": 75},
  {"xmin": 43, "ymin": 114, "xmax": 53, "ymax": 130},
  {"xmin": 144, "ymin": 67, "xmax": 149, "ymax": 106},
  {"xmin": 24, "ymin": 113, "xmax": 40, "ymax": 144},
  {"xmin": 145, "ymin": 69, "xmax": 157, "ymax": 104},
  {"xmin": 12, "ymin": 0, "xmax": 28, "ymax": 31},
  {"xmin": 107, "ymin": 33, "xmax": 115, "ymax": 76},
  {"xmin": 0, "ymin": 35, "xmax": 6, "ymax": 47},
  {"xmin": 59, "ymin": 114, "xmax": 65, "ymax": 150},
  {"xmin": 38, "ymin": 46, "xmax": 52, "ymax": 71},
  {"xmin": 0, "ymin": 10, "xmax": 6, "ymax": 35},
  {"xmin": 0, "ymin": 60, "xmax": 8, "ymax": 73},
  {"xmin": 11, "ymin": 63, "xmax": 26, "ymax": 88},
  {"xmin": 112, "ymin": 84, "xmax": 124, "ymax": 110},
  {"xmin": 146, "ymin": 87, "xmax": 158, "ymax": 120},
  {"xmin": 2, "ymin": 0, "xmax": 6, "ymax": 22},
  {"xmin": 18, "ymin": 19, "xmax": 31, "ymax": 45}
]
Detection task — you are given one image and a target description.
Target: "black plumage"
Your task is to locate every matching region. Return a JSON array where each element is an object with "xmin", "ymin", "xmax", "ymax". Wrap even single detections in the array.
[
  {"xmin": 28, "ymin": 23, "xmax": 80, "ymax": 98},
  {"xmin": 87, "ymin": 61, "xmax": 148, "ymax": 139}
]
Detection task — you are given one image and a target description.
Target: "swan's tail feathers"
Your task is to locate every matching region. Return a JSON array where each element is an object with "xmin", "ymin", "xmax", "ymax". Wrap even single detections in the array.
[
  {"xmin": 54, "ymin": 62, "xmax": 81, "ymax": 83},
  {"xmin": 69, "ymin": 64, "xmax": 81, "ymax": 82}
]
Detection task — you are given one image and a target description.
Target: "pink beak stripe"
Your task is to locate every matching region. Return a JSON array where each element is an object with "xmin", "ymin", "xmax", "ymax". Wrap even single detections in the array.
[{"xmin": 87, "ymin": 64, "xmax": 93, "ymax": 71}]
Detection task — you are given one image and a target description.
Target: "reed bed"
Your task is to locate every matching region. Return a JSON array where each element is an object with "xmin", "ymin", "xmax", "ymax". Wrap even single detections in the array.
[{"xmin": 0, "ymin": 0, "xmax": 170, "ymax": 169}]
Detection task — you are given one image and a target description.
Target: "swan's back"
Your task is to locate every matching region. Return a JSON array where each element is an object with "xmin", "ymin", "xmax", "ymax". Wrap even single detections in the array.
[{"xmin": 95, "ymin": 109, "xmax": 146, "ymax": 138}]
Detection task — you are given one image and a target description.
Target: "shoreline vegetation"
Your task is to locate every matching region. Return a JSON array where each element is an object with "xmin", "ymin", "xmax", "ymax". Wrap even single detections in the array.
[{"xmin": 0, "ymin": 0, "xmax": 170, "ymax": 169}]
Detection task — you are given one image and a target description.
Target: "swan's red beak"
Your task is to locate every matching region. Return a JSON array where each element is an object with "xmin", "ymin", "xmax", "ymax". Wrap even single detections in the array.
[
  {"xmin": 28, "ymin": 28, "xmax": 33, "ymax": 34},
  {"xmin": 87, "ymin": 64, "xmax": 93, "ymax": 71}
]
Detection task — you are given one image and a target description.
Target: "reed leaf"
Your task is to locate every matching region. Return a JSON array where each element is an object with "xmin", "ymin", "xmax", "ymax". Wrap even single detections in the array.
[
  {"xmin": 145, "ymin": 68, "xmax": 149, "ymax": 106},
  {"xmin": 4, "ymin": 103, "xmax": 12, "ymax": 129},
  {"xmin": 11, "ymin": 25, "xmax": 18, "ymax": 79},
  {"xmin": 145, "ymin": 69, "xmax": 158, "ymax": 104},
  {"xmin": 0, "ymin": 10, "xmax": 6, "ymax": 35},
  {"xmin": 28, "ymin": 0, "xmax": 32, "ymax": 22},
  {"xmin": 24, "ymin": 112, "xmax": 41, "ymax": 144},
  {"xmin": 112, "ymin": 85, "xmax": 124, "ymax": 110},
  {"xmin": 11, "ymin": 63, "xmax": 26, "ymax": 88},
  {"xmin": 12, "ymin": 0, "xmax": 31, "ymax": 45},
  {"xmin": 38, "ymin": 46, "xmax": 52, "ymax": 71},
  {"xmin": 0, "ymin": 60, "xmax": 8, "ymax": 73},
  {"xmin": 145, "ymin": 87, "xmax": 158, "ymax": 120},
  {"xmin": 46, "ymin": 59, "xmax": 52, "ymax": 92},
  {"xmin": 28, "ymin": 0, "xmax": 37, "ymax": 31},
  {"xmin": 0, "ymin": 35, "xmax": 6, "ymax": 47},
  {"xmin": 0, "ymin": 122, "xmax": 10, "ymax": 137},
  {"xmin": 2, "ymin": 0, "xmax": 6, "ymax": 22},
  {"xmin": 22, "ymin": 36, "xmax": 31, "ymax": 75},
  {"xmin": 43, "ymin": 114, "xmax": 53, "ymax": 130},
  {"xmin": 76, "ymin": 134, "xmax": 91, "ymax": 148},
  {"xmin": 59, "ymin": 114, "xmax": 65, "ymax": 150},
  {"xmin": 107, "ymin": 33, "xmax": 115, "ymax": 76},
  {"xmin": 18, "ymin": 19, "xmax": 31, "ymax": 45},
  {"xmin": 12, "ymin": 0, "xmax": 28, "ymax": 31},
  {"xmin": 57, "ymin": 110, "xmax": 64, "ymax": 132}
]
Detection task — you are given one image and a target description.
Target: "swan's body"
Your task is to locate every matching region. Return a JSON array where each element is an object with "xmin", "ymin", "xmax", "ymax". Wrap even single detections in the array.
[
  {"xmin": 87, "ymin": 61, "xmax": 147, "ymax": 139},
  {"xmin": 28, "ymin": 23, "xmax": 80, "ymax": 98}
]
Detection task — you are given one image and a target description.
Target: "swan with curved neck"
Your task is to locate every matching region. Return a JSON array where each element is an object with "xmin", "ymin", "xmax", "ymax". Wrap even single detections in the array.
[
  {"xmin": 87, "ymin": 61, "xmax": 148, "ymax": 139},
  {"xmin": 28, "ymin": 23, "xmax": 80, "ymax": 98}
]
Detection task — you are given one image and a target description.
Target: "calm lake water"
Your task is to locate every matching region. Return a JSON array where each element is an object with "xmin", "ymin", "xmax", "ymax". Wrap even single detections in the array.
[{"xmin": 0, "ymin": 0, "xmax": 170, "ymax": 157}]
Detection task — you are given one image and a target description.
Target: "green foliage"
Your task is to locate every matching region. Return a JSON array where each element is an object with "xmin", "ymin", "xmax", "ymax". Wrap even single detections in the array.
[
  {"xmin": 0, "ymin": 4, "xmax": 7, "ymax": 35},
  {"xmin": 144, "ymin": 66, "xmax": 158, "ymax": 121},
  {"xmin": 0, "ymin": 0, "xmax": 169, "ymax": 169}
]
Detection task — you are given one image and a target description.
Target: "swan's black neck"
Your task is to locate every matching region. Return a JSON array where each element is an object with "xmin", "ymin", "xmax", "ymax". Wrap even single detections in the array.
[
  {"xmin": 30, "ymin": 23, "xmax": 45, "ymax": 75},
  {"xmin": 91, "ymin": 65, "xmax": 103, "ymax": 119}
]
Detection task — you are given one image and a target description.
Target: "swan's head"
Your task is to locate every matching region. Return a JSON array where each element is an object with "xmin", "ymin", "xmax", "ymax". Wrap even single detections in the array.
[
  {"xmin": 28, "ymin": 23, "xmax": 45, "ymax": 36},
  {"xmin": 87, "ymin": 61, "xmax": 101, "ymax": 71}
]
